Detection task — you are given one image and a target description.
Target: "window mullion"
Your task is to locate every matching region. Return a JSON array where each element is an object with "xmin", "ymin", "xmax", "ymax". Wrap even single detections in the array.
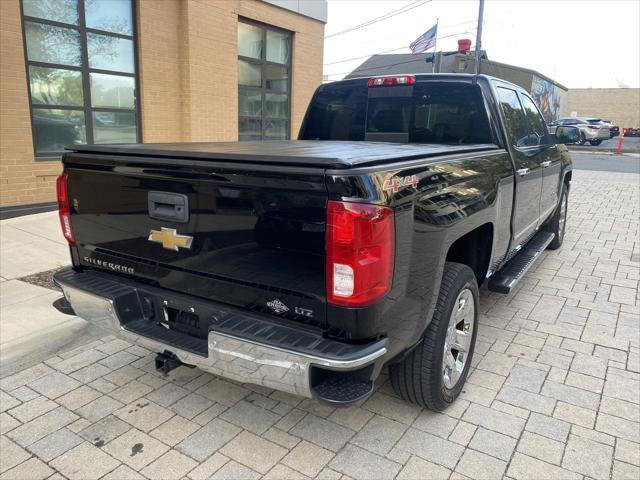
[
  {"xmin": 261, "ymin": 27, "xmax": 267, "ymax": 140},
  {"xmin": 78, "ymin": 0, "xmax": 93, "ymax": 144},
  {"xmin": 261, "ymin": 66, "xmax": 266, "ymax": 141}
]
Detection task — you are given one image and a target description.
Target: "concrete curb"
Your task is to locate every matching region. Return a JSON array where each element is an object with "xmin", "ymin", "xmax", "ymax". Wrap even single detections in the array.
[
  {"xmin": 0, "ymin": 316, "xmax": 88, "ymax": 368},
  {"xmin": 568, "ymin": 149, "xmax": 640, "ymax": 157}
]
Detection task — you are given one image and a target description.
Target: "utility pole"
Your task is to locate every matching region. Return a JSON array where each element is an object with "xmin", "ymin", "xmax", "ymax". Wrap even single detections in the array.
[{"xmin": 474, "ymin": 0, "xmax": 485, "ymax": 76}]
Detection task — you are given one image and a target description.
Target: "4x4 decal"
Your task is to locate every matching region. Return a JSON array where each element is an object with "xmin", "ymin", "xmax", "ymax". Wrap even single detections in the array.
[{"xmin": 383, "ymin": 175, "xmax": 419, "ymax": 193}]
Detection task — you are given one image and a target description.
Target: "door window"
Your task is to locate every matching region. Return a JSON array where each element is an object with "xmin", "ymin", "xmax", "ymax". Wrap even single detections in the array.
[
  {"xmin": 496, "ymin": 87, "xmax": 529, "ymax": 148},
  {"xmin": 520, "ymin": 94, "xmax": 548, "ymax": 146}
]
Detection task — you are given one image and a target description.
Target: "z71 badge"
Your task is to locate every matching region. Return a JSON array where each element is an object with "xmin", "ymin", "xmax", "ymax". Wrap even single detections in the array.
[
  {"xmin": 266, "ymin": 299, "xmax": 289, "ymax": 314},
  {"xmin": 383, "ymin": 175, "xmax": 419, "ymax": 193}
]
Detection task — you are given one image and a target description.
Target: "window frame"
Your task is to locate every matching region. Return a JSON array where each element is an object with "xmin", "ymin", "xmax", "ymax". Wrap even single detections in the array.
[
  {"xmin": 495, "ymin": 86, "xmax": 531, "ymax": 149},
  {"xmin": 19, "ymin": 0, "xmax": 142, "ymax": 159},
  {"xmin": 237, "ymin": 17, "xmax": 292, "ymax": 141},
  {"xmin": 518, "ymin": 92, "xmax": 550, "ymax": 146}
]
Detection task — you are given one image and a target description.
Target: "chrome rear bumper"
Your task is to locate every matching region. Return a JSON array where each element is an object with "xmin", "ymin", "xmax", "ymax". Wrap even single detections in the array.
[{"xmin": 55, "ymin": 269, "xmax": 387, "ymax": 401}]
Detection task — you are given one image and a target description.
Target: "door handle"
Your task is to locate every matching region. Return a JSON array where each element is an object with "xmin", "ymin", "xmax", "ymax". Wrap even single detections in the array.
[
  {"xmin": 148, "ymin": 191, "xmax": 189, "ymax": 223},
  {"xmin": 541, "ymin": 161, "xmax": 552, "ymax": 168},
  {"xmin": 516, "ymin": 168, "xmax": 530, "ymax": 176}
]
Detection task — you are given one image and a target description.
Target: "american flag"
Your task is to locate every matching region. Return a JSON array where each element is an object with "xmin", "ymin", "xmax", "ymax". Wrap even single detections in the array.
[{"xmin": 410, "ymin": 24, "xmax": 438, "ymax": 53}]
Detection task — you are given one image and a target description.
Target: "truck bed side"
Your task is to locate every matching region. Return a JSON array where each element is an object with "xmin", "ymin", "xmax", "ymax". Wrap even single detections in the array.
[{"xmin": 324, "ymin": 148, "xmax": 513, "ymax": 358}]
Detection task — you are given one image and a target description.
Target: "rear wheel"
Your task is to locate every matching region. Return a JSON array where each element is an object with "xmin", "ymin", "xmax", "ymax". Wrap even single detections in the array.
[
  {"xmin": 589, "ymin": 139, "xmax": 602, "ymax": 146},
  {"xmin": 545, "ymin": 183, "xmax": 568, "ymax": 250},
  {"xmin": 389, "ymin": 262, "xmax": 478, "ymax": 411}
]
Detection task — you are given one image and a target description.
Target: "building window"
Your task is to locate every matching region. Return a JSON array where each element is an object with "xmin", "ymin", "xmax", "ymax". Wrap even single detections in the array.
[
  {"xmin": 21, "ymin": 0, "xmax": 139, "ymax": 157},
  {"xmin": 238, "ymin": 19, "xmax": 291, "ymax": 140}
]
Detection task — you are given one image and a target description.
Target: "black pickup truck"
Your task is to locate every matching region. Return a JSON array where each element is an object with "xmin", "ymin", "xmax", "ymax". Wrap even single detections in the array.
[{"xmin": 54, "ymin": 74, "xmax": 579, "ymax": 410}]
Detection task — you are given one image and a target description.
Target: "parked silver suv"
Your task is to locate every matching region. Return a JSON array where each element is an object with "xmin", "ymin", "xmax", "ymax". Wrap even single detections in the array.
[{"xmin": 549, "ymin": 117, "xmax": 610, "ymax": 146}]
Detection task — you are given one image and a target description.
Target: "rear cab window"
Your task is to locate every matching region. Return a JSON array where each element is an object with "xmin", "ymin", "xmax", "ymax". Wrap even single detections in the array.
[{"xmin": 300, "ymin": 80, "xmax": 493, "ymax": 145}]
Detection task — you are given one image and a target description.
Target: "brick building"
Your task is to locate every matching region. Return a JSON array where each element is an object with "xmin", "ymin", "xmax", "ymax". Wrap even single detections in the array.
[
  {"xmin": 562, "ymin": 88, "xmax": 640, "ymax": 129},
  {"xmin": 0, "ymin": 0, "xmax": 326, "ymax": 216}
]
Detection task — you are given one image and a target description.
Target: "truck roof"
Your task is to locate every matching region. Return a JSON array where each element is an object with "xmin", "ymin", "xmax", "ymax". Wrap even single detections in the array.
[{"xmin": 67, "ymin": 141, "xmax": 498, "ymax": 170}]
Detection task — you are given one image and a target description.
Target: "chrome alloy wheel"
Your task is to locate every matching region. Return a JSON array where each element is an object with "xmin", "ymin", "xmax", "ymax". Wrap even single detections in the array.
[{"xmin": 442, "ymin": 288, "xmax": 475, "ymax": 389}]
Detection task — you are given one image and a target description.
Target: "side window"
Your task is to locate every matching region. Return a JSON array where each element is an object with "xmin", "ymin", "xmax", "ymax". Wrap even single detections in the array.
[
  {"xmin": 496, "ymin": 87, "xmax": 529, "ymax": 148},
  {"xmin": 520, "ymin": 94, "xmax": 547, "ymax": 146}
]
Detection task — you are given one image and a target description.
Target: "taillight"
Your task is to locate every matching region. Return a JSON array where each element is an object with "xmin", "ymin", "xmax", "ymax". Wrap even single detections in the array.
[
  {"xmin": 326, "ymin": 201, "xmax": 394, "ymax": 307},
  {"xmin": 368, "ymin": 75, "xmax": 416, "ymax": 87},
  {"xmin": 587, "ymin": 125, "xmax": 600, "ymax": 130},
  {"xmin": 56, "ymin": 173, "xmax": 75, "ymax": 245}
]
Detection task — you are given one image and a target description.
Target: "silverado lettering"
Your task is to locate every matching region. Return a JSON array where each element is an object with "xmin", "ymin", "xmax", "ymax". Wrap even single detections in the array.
[
  {"xmin": 54, "ymin": 74, "xmax": 578, "ymax": 410},
  {"xmin": 83, "ymin": 256, "xmax": 135, "ymax": 275}
]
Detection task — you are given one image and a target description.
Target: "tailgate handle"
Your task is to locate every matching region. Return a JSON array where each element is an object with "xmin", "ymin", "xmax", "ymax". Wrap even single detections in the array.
[{"xmin": 148, "ymin": 191, "xmax": 189, "ymax": 223}]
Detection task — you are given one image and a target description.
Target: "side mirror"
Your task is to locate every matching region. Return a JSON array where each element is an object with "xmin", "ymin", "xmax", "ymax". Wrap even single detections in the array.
[{"xmin": 554, "ymin": 125, "xmax": 580, "ymax": 144}]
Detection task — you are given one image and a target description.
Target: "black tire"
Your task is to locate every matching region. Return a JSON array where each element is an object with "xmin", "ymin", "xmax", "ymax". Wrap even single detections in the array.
[
  {"xmin": 545, "ymin": 183, "xmax": 569, "ymax": 250},
  {"xmin": 589, "ymin": 140, "xmax": 602, "ymax": 146},
  {"xmin": 576, "ymin": 132, "xmax": 586, "ymax": 145},
  {"xmin": 389, "ymin": 262, "xmax": 479, "ymax": 411}
]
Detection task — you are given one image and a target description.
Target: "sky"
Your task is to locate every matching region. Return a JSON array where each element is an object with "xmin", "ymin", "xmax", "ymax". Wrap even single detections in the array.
[{"xmin": 323, "ymin": 0, "xmax": 640, "ymax": 88}]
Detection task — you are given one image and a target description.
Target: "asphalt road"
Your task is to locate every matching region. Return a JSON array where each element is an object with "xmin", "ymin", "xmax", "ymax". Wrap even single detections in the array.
[
  {"xmin": 571, "ymin": 151, "xmax": 640, "ymax": 174},
  {"xmin": 569, "ymin": 136, "xmax": 640, "ymax": 154}
]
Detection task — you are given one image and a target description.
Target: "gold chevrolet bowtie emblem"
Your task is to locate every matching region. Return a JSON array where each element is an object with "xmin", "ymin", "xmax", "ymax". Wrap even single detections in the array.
[{"xmin": 148, "ymin": 227, "xmax": 193, "ymax": 251}]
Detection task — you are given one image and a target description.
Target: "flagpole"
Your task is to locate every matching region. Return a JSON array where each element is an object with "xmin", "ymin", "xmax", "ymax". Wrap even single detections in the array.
[
  {"xmin": 432, "ymin": 18, "xmax": 439, "ymax": 73},
  {"xmin": 474, "ymin": 0, "xmax": 485, "ymax": 76}
]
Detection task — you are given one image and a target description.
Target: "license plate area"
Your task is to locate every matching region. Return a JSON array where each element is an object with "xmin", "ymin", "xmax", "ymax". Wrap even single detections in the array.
[{"xmin": 160, "ymin": 306, "xmax": 207, "ymax": 339}]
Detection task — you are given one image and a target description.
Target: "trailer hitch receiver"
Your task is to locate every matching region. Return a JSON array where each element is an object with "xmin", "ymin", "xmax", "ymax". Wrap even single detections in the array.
[{"xmin": 155, "ymin": 350, "xmax": 184, "ymax": 375}]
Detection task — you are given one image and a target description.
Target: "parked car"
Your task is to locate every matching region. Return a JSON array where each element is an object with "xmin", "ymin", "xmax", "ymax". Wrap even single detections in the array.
[
  {"xmin": 54, "ymin": 74, "xmax": 577, "ymax": 410},
  {"xmin": 32, "ymin": 112, "xmax": 84, "ymax": 152},
  {"xmin": 549, "ymin": 117, "xmax": 610, "ymax": 145},
  {"xmin": 624, "ymin": 127, "xmax": 639, "ymax": 137},
  {"xmin": 602, "ymin": 120, "xmax": 619, "ymax": 138}
]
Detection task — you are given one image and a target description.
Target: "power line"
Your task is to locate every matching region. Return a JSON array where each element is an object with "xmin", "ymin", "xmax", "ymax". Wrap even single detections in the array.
[
  {"xmin": 324, "ymin": 46, "xmax": 409, "ymax": 66},
  {"xmin": 438, "ymin": 19, "xmax": 477, "ymax": 29},
  {"xmin": 325, "ymin": 0, "xmax": 428, "ymax": 39},
  {"xmin": 323, "ymin": 30, "xmax": 476, "ymax": 69},
  {"xmin": 323, "ymin": 23, "xmax": 477, "ymax": 66},
  {"xmin": 325, "ymin": 0, "xmax": 432, "ymax": 39},
  {"xmin": 324, "ymin": 58, "xmax": 429, "ymax": 79}
]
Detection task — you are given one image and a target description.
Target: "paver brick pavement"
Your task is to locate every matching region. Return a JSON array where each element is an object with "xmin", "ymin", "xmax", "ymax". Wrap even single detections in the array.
[{"xmin": 0, "ymin": 169, "xmax": 638, "ymax": 478}]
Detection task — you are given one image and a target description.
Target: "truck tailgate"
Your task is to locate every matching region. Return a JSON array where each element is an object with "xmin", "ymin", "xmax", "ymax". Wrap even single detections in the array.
[{"xmin": 66, "ymin": 153, "xmax": 328, "ymax": 328}]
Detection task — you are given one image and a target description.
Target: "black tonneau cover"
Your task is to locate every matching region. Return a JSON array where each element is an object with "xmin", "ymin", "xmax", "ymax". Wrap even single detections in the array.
[{"xmin": 67, "ymin": 140, "xmax": 498, "ymax": 169}]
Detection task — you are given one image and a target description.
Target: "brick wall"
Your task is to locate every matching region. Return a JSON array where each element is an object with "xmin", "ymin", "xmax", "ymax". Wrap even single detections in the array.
[
  {"xmin": 0, "ymin": 0, "xmax": 62, "ymax": 207},
  {"xmin": 0, "ymin": 0, "xmax": 325, "ymax": 208},
  {"xmin": 562, "ymin": 88, "xmax": 640, "ymax": 129},
  {"xmin": 138, "ymin": 0, "xmax": 324, "ymax": 143}
]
